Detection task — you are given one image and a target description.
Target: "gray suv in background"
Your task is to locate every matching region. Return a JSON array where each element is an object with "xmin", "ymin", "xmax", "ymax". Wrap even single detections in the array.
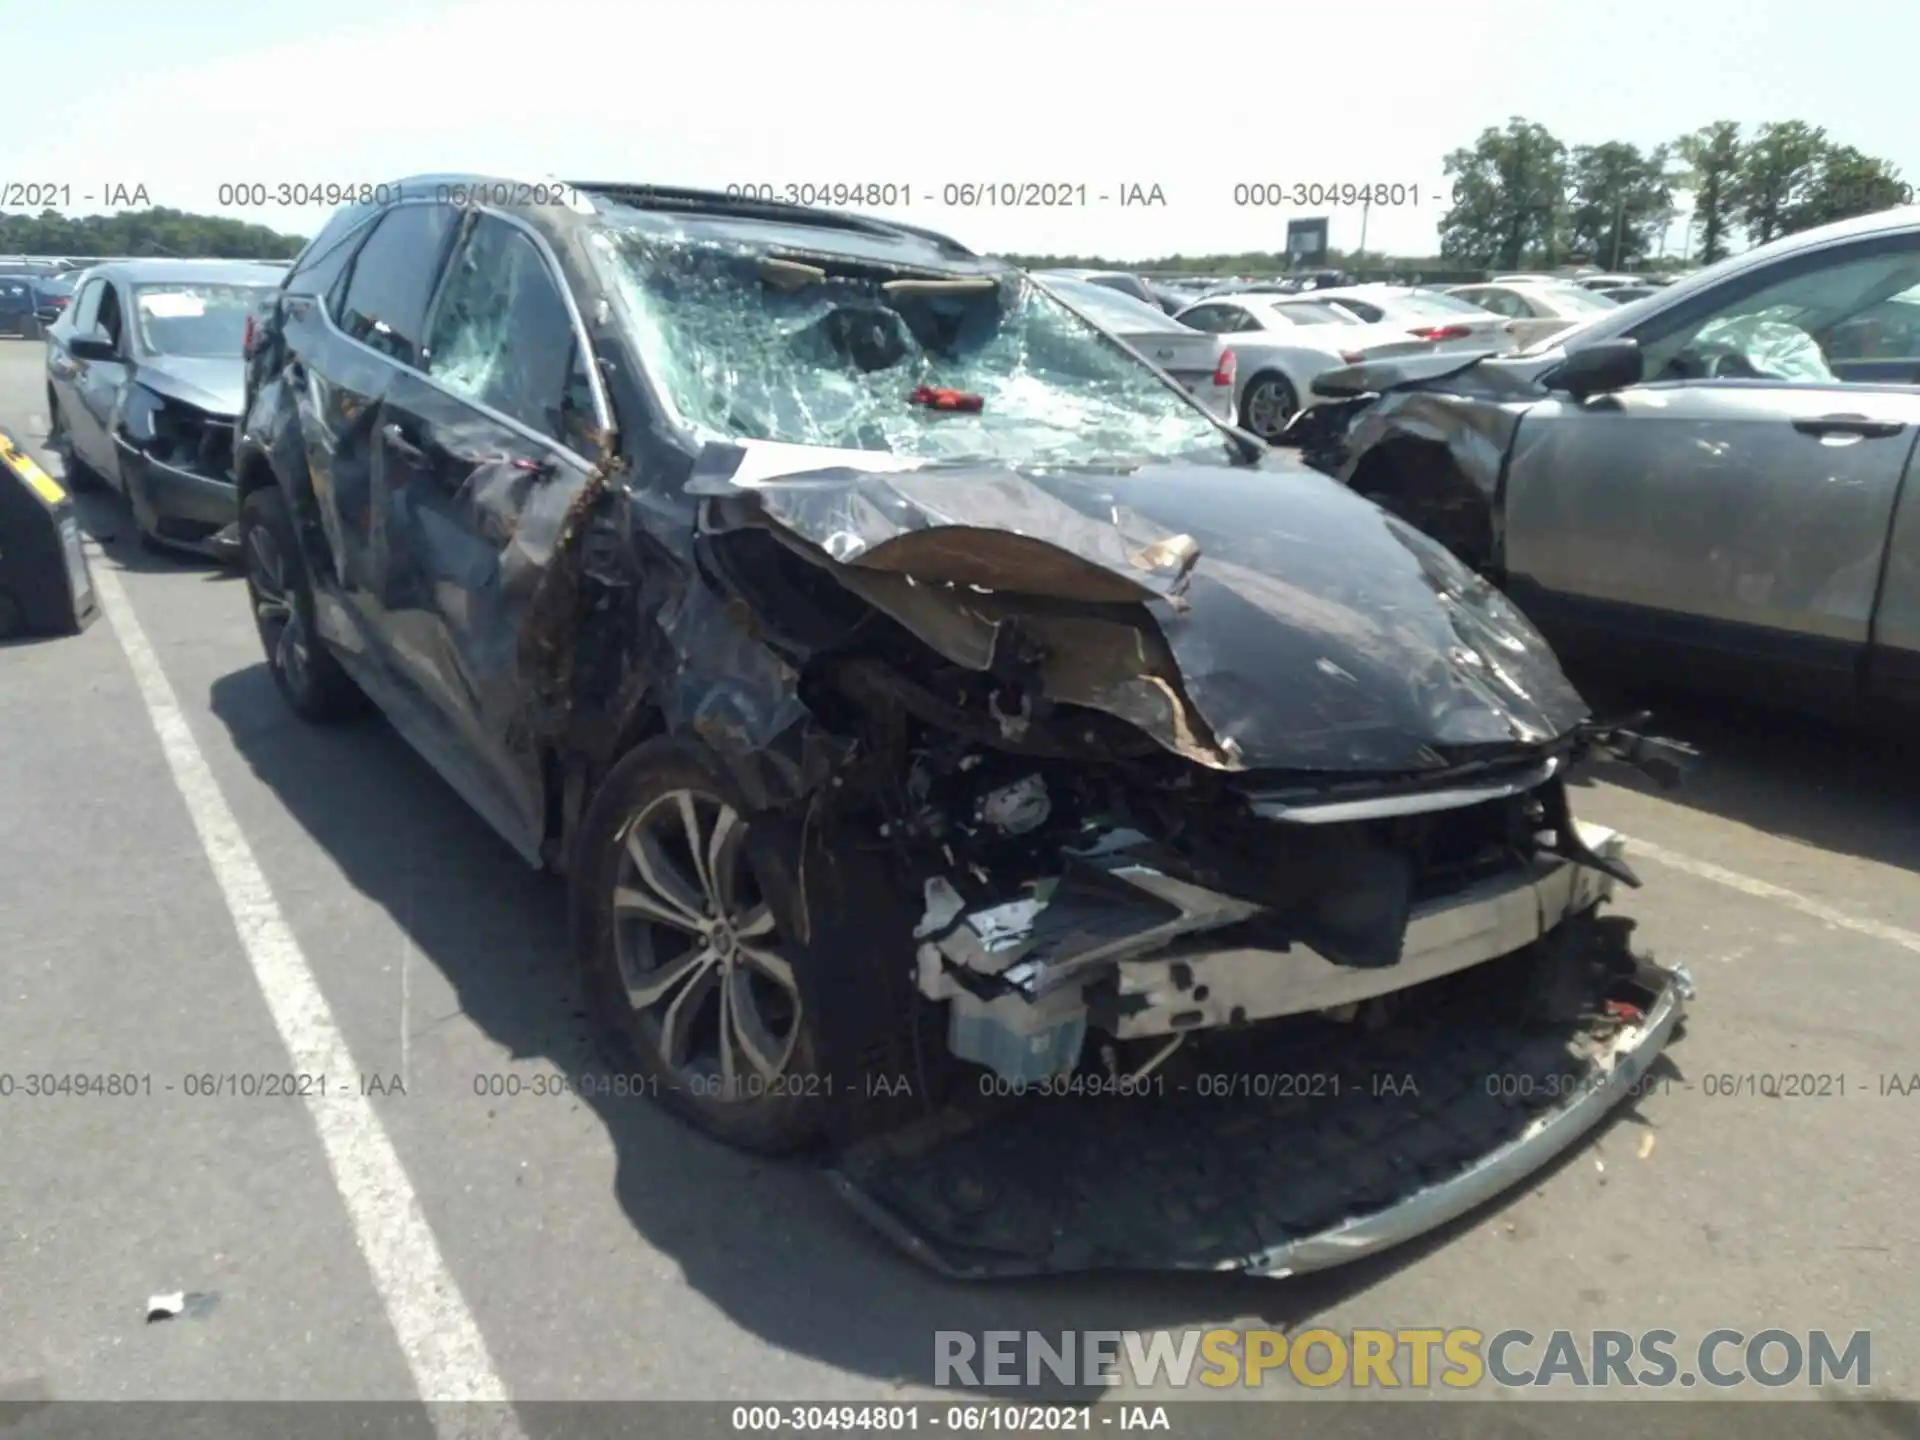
[{"xmin": 1286, "ymin": 205, "xmax": 1920, "ymax": 719}]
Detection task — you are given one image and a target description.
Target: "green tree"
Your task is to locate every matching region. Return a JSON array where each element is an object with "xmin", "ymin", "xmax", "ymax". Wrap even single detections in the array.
[
  {"xmin": 1783, "ymin": 144, "xmax": 1909, "ymax": 234},
  {"xmin": 1564, "ymin": 141, "xmax": 1673, "ymax": 268},
  {"xmin": 1438, "ymin": 118, "xmax": 1569, "ymax": 269},
  {"xmin": 0, "ymin": 207, "xmax": 304, "ymax": 258},
  {"xmin": 1729, "ymin": 120, "xmax": 1827, "ymax": 245},
  {"xmin": 1675, "ymin": 121, "xmax": 1744, "ymax": 264}
]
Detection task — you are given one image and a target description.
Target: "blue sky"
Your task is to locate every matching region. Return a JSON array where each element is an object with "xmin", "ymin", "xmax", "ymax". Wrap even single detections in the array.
[{"xmin": 4, "ymin": 0, "xmax": 1912, "ymax": 261}]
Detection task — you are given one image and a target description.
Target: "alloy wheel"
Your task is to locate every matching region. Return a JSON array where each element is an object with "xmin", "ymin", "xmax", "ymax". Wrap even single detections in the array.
[
  {"xmin": 245, "ymin": 521, "xmax": 311, "ymax": 695},
  {"xmin": 611, "ymin": 790, "xmax": 804, "ymax": 1099},
  {"xmin": 1243, "ymin": 378, "xmax": 1298, "ymax": 440}
]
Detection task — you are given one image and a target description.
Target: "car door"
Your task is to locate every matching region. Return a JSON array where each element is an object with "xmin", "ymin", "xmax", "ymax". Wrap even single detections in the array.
[
  {"xmin": 46, "ymin": 275, "xmax": 104, "ymax": 445},
  {"xmin": 67, "ymin": 278, "xmax": 133, "ymax": 481},
  {"xmin": 310, "ymin": 199, "xmax": 464, "ymax": 652},
  {"xmin": 375, "ymin": 209, "xmax": 612, "ymax": 856},
  {"xmin": 1502, "ymin": 231, "xmax": 1920, "ymax": 687}
]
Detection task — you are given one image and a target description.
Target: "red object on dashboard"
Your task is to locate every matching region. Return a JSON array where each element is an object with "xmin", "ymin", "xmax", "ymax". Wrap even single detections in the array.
[{"xmin": 909, "ymin": 385, "xmax": 985, "ymax": 412}]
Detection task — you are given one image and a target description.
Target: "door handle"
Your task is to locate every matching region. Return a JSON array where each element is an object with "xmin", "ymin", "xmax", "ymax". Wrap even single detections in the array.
[
  {"xmin": 1791, "ymin": 414, "xmax": 1906, "ymax": 439},
  {"xmin": 380, "ymin": 421, "xmax": 427, "ymax": 464}
]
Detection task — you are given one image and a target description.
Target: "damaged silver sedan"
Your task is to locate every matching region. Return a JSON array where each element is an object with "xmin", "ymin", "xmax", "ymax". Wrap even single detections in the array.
[{"xmin": 234, "ymin": 176, "xmax": 1691, "ymax": 1277}]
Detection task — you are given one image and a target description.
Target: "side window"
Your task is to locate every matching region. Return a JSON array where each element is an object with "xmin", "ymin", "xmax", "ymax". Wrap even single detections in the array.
[
  {"xmin": 1088, "ymin": 274, "xmax": 1155, "ymax": 306},
  {"xmin": 71, "ymin": 278, "xmax": 105, "ymax": 332},
  {"xmin": 336, "ymin": 202, "xmax": 461, "ymax": 367},
  {"xmin": 1179, "ymin": 304, "xmax": 1230, "ymax": 333},
  {"xmin": 1226, "ymin": 307, "xmax": 1264, "ymax": 333},
  {"xmin": 96, "ymin": 283, "xmax": 125, "ymax": 350},
  {"xmin": 1474, "ymin": 289, "xmax": 1525, "ymax": 319},
  {"xmin": 1334, "ymin": 299, "xmax": 1383, "ymax": 322},
  {"xmin": 1820, "ymin": 295, "xmax": 1920, "ymax": 362},
  {"xmin": 424, "ymin": 215, "xmax": 596, "ymax": 450},
  {"xmin": 290, "ymin": 203, "xmax": 380, "ymax": 300},
  {"xmin": 1636, "ymin": 242, "xmax": 1920, "ymax": 385}
]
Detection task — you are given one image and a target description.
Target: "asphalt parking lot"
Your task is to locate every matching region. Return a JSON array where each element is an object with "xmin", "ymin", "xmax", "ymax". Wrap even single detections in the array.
[{"xmin": 2, "ymin": 336, "xmax": 1918, "ymax": 1422}]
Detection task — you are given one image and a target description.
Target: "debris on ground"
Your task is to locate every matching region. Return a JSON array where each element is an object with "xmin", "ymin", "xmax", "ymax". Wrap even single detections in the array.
[
  {"xmin": 145, "ymin": 1290, "xmax": 218, "ymax": 1323},
  {"xmin": 145, "ymin": 1292, "xmax": 184, "ymax": 1323}
]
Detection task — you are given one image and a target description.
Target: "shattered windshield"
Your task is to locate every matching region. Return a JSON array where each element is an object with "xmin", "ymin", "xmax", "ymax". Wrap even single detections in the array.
[{"xmin": 593, "ymin": 227, "xmax": 1241, "ymax": 467}]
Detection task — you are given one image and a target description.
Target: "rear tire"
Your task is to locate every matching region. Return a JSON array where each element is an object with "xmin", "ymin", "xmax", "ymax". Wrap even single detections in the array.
[
  {"xmin": 240, "ymin": 485, "xmax": 367, "ymax": 722},
  {"xmin": 1240, "ymin": 372, "xmax": 1300, "ymax": 442},
  {"xmin": 571, "ymin": 737, "xmax": 833, "ymax": 1155}
]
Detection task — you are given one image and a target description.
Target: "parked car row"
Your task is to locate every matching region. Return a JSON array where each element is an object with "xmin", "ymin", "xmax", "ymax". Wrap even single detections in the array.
[
  {"xmin": 1037, "ymin": 272, "xmax": 1549, "ymax": 439},
  {"xmin": 0, "ymin": 266, "xmax": 80, "ymax": 338}
]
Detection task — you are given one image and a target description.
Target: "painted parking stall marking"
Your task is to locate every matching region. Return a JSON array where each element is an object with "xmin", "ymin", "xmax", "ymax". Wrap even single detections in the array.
[{"xmin": 88, "ymin": 557, "xmax": 526, "ymax": 1438}]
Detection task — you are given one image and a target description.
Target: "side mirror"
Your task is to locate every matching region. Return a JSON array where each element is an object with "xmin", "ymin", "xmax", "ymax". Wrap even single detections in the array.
[
  {"xmin": 1543, "ymin": 338, "xmax": 1641, "ymax": 399},
  {"xmin": 69, "ymin": 329, "xmax": 118, "ymax": 362}
]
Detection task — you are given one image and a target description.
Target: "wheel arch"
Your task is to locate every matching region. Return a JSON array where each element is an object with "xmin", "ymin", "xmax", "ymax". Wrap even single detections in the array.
[
  {"xmin": 1347, "ymin": 435, "xmax": 1497, "ymax": 573},
  {"xmin": 553, "ymin": 694, "xmax": 668, "ymax": 874}
]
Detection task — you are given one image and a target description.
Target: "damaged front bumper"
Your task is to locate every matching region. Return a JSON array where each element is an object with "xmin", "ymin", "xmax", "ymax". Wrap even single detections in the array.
[
  {"xmin": 836, "ymin": 917, "xmax": 1689, "ymax": 1279},
  {"xmin": 917, "ymin": 818, "xmax": 1626, "ymax": 1072},
  {"xmin": 114, "ymin": 435, "xmax": 242, "ymax": 559}
]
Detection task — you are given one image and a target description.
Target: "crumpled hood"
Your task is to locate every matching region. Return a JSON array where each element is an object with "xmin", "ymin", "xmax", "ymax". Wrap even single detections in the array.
[
  {"xmin": 689, "ymin": 442, "xmax": 1590, "ymax": 773},
  {"xmin": 134, "ymin": 357, "xmax": 244, "ymax": 417}
]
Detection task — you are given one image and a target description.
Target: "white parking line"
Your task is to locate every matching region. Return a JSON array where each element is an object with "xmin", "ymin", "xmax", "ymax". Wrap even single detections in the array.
[
  {"xmin": 1635, "ymin": 838, "xmax": 1920, "ymax": 956},
  {"xmin": 90, "ymin": 560, "xmax": 524, "ymax": 1434}
]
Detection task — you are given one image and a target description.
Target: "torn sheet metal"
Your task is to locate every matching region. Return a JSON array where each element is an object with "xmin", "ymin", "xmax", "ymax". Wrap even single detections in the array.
[
  {"xmin": 690, "ymin": 440, "xmax": 1190, "ymax": 601},
  {"xmin": 653, "ymin": 575, "xmax": 812, "ymax": 806},
  {"xmin": 699, "ymin": 444, "xmax": 1589, "ymax": 772}
]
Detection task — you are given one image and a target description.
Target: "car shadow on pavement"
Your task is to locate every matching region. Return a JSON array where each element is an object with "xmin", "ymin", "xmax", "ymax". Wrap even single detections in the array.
[
  {"xmin": 1571, "ymin": 668, "xmax": 1920, "ymax": 878},
  {"xmin": 201, "ymin": 659, "xmax": 1608, "ymax": 1399}
]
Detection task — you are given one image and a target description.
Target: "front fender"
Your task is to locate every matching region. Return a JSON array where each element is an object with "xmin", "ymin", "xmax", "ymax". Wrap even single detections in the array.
[{"xmin": 1338, "ymin": 394, "xmax": 1531, "ymax": 572}]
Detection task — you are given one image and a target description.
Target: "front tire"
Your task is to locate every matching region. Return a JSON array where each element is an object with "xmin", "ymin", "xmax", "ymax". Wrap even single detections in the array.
[
  {"xmin": 572, "ymin": 738, "xmax": 830, "ymax": 1155},
  {"xmin": 1240, "ymin": 372, "xmax": 1301, "ymax": 442},
  {"xmin": 240, "ymin": 485, "xmax": 367, "ymax": 722}
]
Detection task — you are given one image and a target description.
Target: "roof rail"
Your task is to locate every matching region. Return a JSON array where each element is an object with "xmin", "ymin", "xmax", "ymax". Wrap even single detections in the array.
[{"xmin": 565, "ymin": 182, "xmax": 975, "ymax": 258}]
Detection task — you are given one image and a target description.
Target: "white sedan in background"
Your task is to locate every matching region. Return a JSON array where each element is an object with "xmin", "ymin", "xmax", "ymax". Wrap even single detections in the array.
[
  {"xmin": 1446, "ymin": 279, "xmax": 1621, "ymax": 348},
  {"xmin": 1173, "ymin": 293, "xmax": 1441, "ymax": 441},
  {"xmin": 1039, "ymin": 276, "xmax": 1240, "ymax": 421},
  {"xmin": 1300, "ymin": 285, "xmax": 1516, "ymax": 358}
]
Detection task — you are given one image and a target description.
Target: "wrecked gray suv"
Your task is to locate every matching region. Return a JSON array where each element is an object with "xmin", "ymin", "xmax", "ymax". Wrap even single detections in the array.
[{"xmin": 236, "ymin": 177, "xmax": 1691, "ymax": 1278}]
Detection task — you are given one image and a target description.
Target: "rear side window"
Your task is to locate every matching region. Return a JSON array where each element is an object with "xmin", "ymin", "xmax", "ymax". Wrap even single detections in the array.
[
  {"xmin": 71, "ymin": 278, "xmax": 105, "ymax": 331},
  {"xmin": 424, "ymin": 215, "xmax": 594, "ymax": 450},
  {"xmin": 288, "ymin": 202, "xmax": 381, "ymax": 300},
  {"xmin": 97, "ymin": 283, "xmax": 126, "ymax": 350},
  {"xmin": 1178, "ymin": 304, "xmax": 1233, "ymax": 332},
  {"xmin": 1330, "ymin": 298, "xmax": 1384, "ymax": 322},
  {"xmin": 336, "ymin": 202, "xmax": 461, "ymax": 367}
]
